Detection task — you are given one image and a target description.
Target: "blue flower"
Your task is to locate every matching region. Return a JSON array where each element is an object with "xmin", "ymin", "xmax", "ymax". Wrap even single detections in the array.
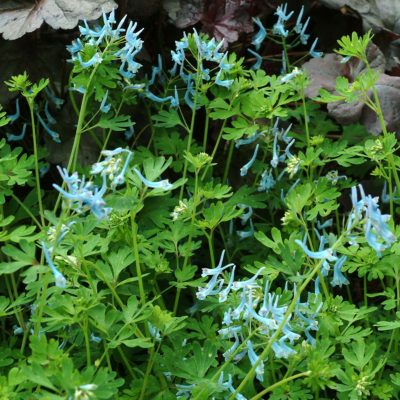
[
  {"xmin": 258, "ymin": 169, "xmax": 276, "ymax": 192},
  {"xmin": 294, "ymin": 6, "xmax": 305, "ymax": 33},
  {"xmin": 330, "ymin": 255, "xmax": 349, "ymax": 287},
  {"xmin": 42, "ymin": 242, "xmax": 67, "ymax": 288},
  {"xmin": 133, "ymin": 167, "xmax": 173, "ymax": 191},
  {"xmin": 247, "ymin": 340, "xmax": 264, "ymax": 382},
  {"xmin": 275, "ymin": 3, "xmax": 294, "ymax": 21},
  {"xmin": 295, "ymin": 239, "xmax": 338, "ymax": 262},
  {"xmin": 240, "ymin": 144, "xmax": 260, "ymax": 176},
  {"xmin": 148, "ymin": 54, "xmax": 163, "ymax": 86},
  {"xmin": 252, "ymin": 17, "xmax": 267, "ymax": 50},
  {"xmin": 100, "ymin": 91, "xmax": 111, "ymax": 113},
  {"xmin": 299, "ymin": 17, "xmax": 310, "ymax": 44},
  {"xmin": 44, "ymin": 101, "xmax": 56, "ymax": 125},
  {"xmin": 53, "ymin": 168, "xmax": 111, "ymax": 219},
  {"xmin": 271, "ymin": 336, "xmax": 296, "ymax": 358},
  {"xmin": 309, "ymin": 38, "xmax": 323, "ymax": 58},
  {"xmin": 273, "ymin": 20, "xmax": 289, "ymax": 37},
  {"xmin": 124, "ymin": 125, "xmax": 134, "ymax": 140},
  {"xmin": 45, "ymin": 87, "xmax": 64, "ymax": 109},
  {"xmin": 8, "ymin": 98, "xmax": 20, "ymax": 122},
  {"xmin": 247, "ymin": 48, "xmax": 262, "ymax": 70},
  {"xmin": 215, "ymin": 69, "xmax": 234, "ymax": 89},
  {"xmin": 7, "ymin": 123, "xmax": 27, "ymax": 142},
  {"xmin": 237, "ymin": 219, "xmax": 254, "ymax": 240},
  {"xmin": 235, "ymin": 132, "xmax": 263, "ymax": 148},
  {"xmin": 37, "ymin": 113, "xmax": 61, "ymax": 143},
  {"xmin": 280, "ymin": 67, "xmax": 302, "ymax": 83},
  {"xmin": 77, "ymin": 52, "xmax": 103, "ymax": 69}
]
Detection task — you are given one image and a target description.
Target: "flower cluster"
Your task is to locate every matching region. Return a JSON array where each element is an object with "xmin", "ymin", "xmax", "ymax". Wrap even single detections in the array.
[
  {"xmin": 68, "ymin": 10, "xmax": 143, "ymax": 84},
  {"xmin": 146, "ymin": 30, "xmax": 235, "ymax": 110},
  {"xmin": 91, "ymin": 147, "xmax": 132, "ymax": 190},
  {"xmin": 247, "ymin": 4, "xmax": 323, "ymax": 71},
  {"xmin": 53, "ymin": 167, "xmax": 111, "ymax": 220},
  {"xmin": 196, "ymin": 251, "xmax": 323, "ymax": 383},
  {"xmin": 347, "ymin": 185, "xmax": 396, "ymax": 255}
]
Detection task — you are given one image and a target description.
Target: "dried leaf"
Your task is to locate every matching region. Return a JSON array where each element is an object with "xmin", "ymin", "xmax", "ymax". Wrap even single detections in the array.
[
  {"xmin": 164, "ymin": 0, "xmax": 254, "ymax": 44},
  {"xmin": 0, "ymin": 0, "xmax": 117, "ymax": 40},
  {"xmin": 319, "ymin": 0, "xmax": 400, "ymax": 33}
]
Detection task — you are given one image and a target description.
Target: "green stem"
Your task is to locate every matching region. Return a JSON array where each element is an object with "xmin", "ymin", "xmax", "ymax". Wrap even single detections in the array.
[
  {"xmin": 250, "ymin": 371, "xmax": 311, "ymax": 400},
  {"xmin": 83, "ymin": 318, "xmax": 92, "ymax": 366},
  {"xmin": 130, "ymin": 212, "xmax": 145, "ymax": 304},
  {"xmin": 139, "ymin": 341, "xmax": 161, "ymax": 400},
  {"xmin": 222, "ymin": 140, "xmax": 235, "ymax": 183},
  {"xmin": 206, "ymin": 231, "xmax": 216, "ymax": 266},
  {"xmin": 203, "ymin": 110, "xmax": 210, "ymax": 151},
  {"xmin": 201, "ymin": 119, "xmax": 228, "ymax": 181},
  {"xmin": 28, "ymin": 102, "xmax": 45, "ymax": 227}
]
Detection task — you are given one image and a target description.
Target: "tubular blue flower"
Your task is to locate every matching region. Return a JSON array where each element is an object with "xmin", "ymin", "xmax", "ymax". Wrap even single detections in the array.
[
  {"xmin": 295, "ymin": 239, "xmax": 338, "ymax": 262},
  {"xmin": 37, "ymin": 114, "xmax": 61, "ymax": 143},
  {"xmin": 232, "ymin": 267, "xmax": 264, "ymax": 291},
  {"xmin": 219, "ymin": 57, "xmax": 233, "ymax": 71},
  {"xmin": 146, "ymin": 90, "xmax": 177, "ymax": 108},
  {"xmin": 280, "ymin": 67, "xmax": 302, "ymax": 83},
  {"xmin": 273, "ymin": 20, "xmax": 288, "ymax": 37},
  {"xmin": 66, "ymin": 38, "xmax": 83, "ymax": 55},
  {"xmin": 219, "ymin": 266, "xmax": 236, "ymax": 303},
  {"xmin": 237, "ymin": 219, "xmax": 254, "ymax": 240},
  {"xmin": 275, "ymin": 3, "xmax": 294, "ymax": 21},
  {"xmin": 53, "ymin": 168, "xmax": 111, "ymax": 219},
  {"xmin": 247, "ymin": 48, "xmax": 262, "ymax": 70},
  {"xmin": 133, "ymin": 167, "xmax": 173, "ymax": 190},
  {"xmin": 239, "ymin": 204, "xmax": 253, "ymax": 225},
  {"xmin": 125, "ymin": 21, "xmax": 144, "ymax": 48},
  {"xmin": 77, "ymin": 52, "xmax": 103, "ymax": 69},
  {"xmin": 45, "ymin": 87, "xmax": 64, "ymax": 109},
  {"xmin": 271, "ymin": 336, "xmax": 296, "ymax": 358},
  {"xmin": 184, "ymin": 77, "xmax": 196, "ymax": 110},
  {"xmin": 247, "ymin": 340, "xmax": 264, "ymax": 382},
  {"xmin": 271, "ymin": 131, "xmax": 279, "ymax": 168},
  {"xmin": 258, "ymin": 169, "xmax": 276, "ymax": 192},
  {"xmin": 235, "ymin": 132, "xmax": 262, "ymax": 148},
  {"xmin": 240, "ymin": 144, "xmax": 260, "ymax": 176},
  {"xmin": 252, "ymin": 17, "xmax": 267, "ymax": 50},
  {"xmin": 330, "ymin": 255, "xmax": 349, "ymax": 287},
  {"xmin": 100, "ymin": 91, "xmax": 111, "ymax": 113},
  {"xmin": 222, "ymin": 332, "xmax": 240, "ymax": 360},
  {"xmin": 309, "ymin": 38, "xmax": 323, "ymax": 58},
  {"xmin": 294, "ymin": 6, "xmax": 304, "ymax": 33},
  {"xmin": 111, "ymin": 151, "xmax": 133, "ymax": 189},
  {"xmin": 299, "ymin": 17, "xmax": 310, "ymax": 44},
  {"xmin": 8, "ymin": 99, "xmax": 20, "ymax": 122},
  {"xmin": 42, "ymin": 242, "xmax": 67, "ymax": 288},
  {"xmin": 7, "ymin": 123, "xmax": 27, "ymax": 142},
  {"xmin": 215, "ymin": 69, "xmax": 234, "ymax": 89},
  {"xmin": 124, "ymin": 125, "xmax": 134, "ymax": 140},
  {"xmin": 90, "ymin": 333, "xmax": 102, "ymax": 343},
  {"xmin": 44, "ymin": 101, "xmax": 56, "ymax": 125},
  {"xmin": 148, "ymin": 54, "xmax": 163, "ymax": 86},
  {"xmin": 317, "ymin": 219, "xmax": 333, "ymax": 230}
]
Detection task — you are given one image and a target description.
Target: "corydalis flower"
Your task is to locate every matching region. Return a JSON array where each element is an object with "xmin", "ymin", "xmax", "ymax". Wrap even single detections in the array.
[
  {"xmin": 252, "ymin": 17, "xmax": 267, "ymax": 50},
  {"xmin": 240, "ymin": 144, "xmax": 260, "ymax": 176},
  {"xmin": 133, "ymin": 168, "xmax": 173, "ymax": 191},
  {"xmin": 347, "ymin": 185, "xmax": 396, "ymax": 255},
  {"xmin": 42, "ymin": 242, "xmax": 67, "ymax": 288},
  {"xmin": 295, "ymin": 239, "xmax": 337, "ymax": 262},
  {"xmin": 53, "ymin": 167, "xmax": 111, "ymax": 219}
]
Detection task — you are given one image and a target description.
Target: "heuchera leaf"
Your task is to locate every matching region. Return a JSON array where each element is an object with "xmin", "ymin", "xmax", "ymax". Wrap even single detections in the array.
[{"xmin": 0, "ymin": 0, "xmax": 117, "ymax": 40}]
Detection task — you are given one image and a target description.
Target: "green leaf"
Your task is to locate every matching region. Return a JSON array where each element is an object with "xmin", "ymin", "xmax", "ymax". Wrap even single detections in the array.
[
  {"xmin": 152, "ymin": 109, "xmax": 183, "ymax": 128},
  {"xmin": 97, "ymin": 115, "xmax": 132, "ymax": 131}
]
